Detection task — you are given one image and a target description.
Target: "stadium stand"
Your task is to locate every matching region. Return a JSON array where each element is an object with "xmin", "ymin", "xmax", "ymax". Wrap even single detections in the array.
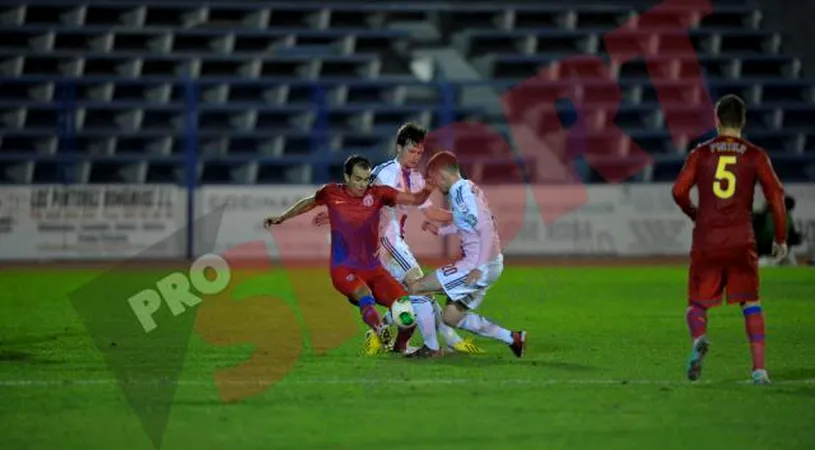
[{"xmin": 1, "ymin": 1, "xmax": 814, "ymax": 185}]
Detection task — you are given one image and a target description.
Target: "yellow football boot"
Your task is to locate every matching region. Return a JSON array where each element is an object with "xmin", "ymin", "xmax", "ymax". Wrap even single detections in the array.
[
  {"xmin": 363, "ymin": 327, "xmax": 393, "ymax": 355},
  {"xmin": 451, "ymin": 337, "xmax": 486, "ymax": 354}
]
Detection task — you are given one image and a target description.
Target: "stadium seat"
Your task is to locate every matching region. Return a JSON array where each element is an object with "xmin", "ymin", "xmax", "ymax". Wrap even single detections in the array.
[
  {"xmin": 698, "ymin": 7, "xmax": 761, "ymax": 30},
  {"xmin": 1, "ymin": 1, "xmax": 814, "ymax": 185},
  {"xmin": 744, "ymin": 130, "xmax": 803, "ymax": 153}
]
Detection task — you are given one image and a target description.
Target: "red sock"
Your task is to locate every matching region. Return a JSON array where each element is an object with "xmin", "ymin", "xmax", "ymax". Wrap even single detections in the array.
[
  {"xmin": 686, "ymin": 303, "xmax": 708, "ymax": 341},
  {"xmin": 360, "ymin": 305, "xmax": 381, "ymax": 332},
  {"xmin": 393, "ymin": 327, "xmax": 415, "ymax": 352},
  {"xmin": 743, "ymin": 305, "xmax": 766, "ymax": 371}
]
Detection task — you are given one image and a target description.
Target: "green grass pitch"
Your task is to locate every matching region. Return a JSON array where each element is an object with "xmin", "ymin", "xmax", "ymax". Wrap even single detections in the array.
[{"xmin": 0, "ymin": 265, "xmax": 813, "ymax": 450}]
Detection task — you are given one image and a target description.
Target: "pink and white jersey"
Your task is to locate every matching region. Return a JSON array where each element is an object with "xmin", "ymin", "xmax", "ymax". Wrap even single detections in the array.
[
  {"xmin": 441, "ymin": 179, "xmax": 502, "ymax": 270},
  {"xmin": 370, "ymin": 159, "xmax": 432, "ymax": 243}
]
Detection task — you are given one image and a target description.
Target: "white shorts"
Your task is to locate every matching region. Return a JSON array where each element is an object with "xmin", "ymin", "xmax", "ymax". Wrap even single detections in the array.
[
  {"xmin": 436, "ymin": 254, "xmax": 504, "ymax": 310},
  {"xmin": 378, "ymin": 236, "xmax": 421, "ymax": 284}
]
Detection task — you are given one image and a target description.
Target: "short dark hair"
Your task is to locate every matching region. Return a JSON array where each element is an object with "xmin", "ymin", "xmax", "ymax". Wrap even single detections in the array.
[
  {"xmin": 396, "ymin": 122, "xmax": 427, "ymax": 147},
  {"xmin": 344, "ymin": 155, "xmax": 371, "ymax": 176},
  {"xmin": 715, "ymin": 94, "xmax": 746, "ymax": 129}
]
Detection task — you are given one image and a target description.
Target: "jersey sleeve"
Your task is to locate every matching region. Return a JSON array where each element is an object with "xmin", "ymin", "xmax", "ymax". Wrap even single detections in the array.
[
  {"xmin": 371, "ymin": 163, "xmax": 396, "ymax": 187},
  {"xmin": 671, "ymin": 149, "xmax": 700, "ymax": 221},
  {"xmin": 755, "ymin": 150, "xmax": 787, "ymax": 243},
  {"xmin": 375, "ymin": 185, "xmax": 400, "ymax": 207},
  {"xmin": 452, "ymin": 183, "xmax": 480, "ymax": 232},
  {"xmin": 456, "ymin": 183, "xmax": 496, "ymax": 267},
  {"xmin": 314, "ymin": 184, "xmax": 330, "ymax": 205}
]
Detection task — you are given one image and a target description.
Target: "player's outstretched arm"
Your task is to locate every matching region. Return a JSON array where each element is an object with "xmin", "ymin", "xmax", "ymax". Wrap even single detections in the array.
[
  {"xmin": 421, "ymin": 206, "xmax": 453, "ymax": 223},
  {"xmin": 264, "ymin": 194, "xmax": 317, "ymax": 227},
  {"xmin": 756, "ymin": 151, "xmax": 788, "ymax": 259},
  {"xmin": 672, "ymin": 150, "xmax": 700, "ymax": 221},
  {"xmin": 395, "ymin": 185, "xmax": 434, "ymax": 206},
  {"xmin": 422, "ymin": 220, "xmax": 456, "ymax": 236}
]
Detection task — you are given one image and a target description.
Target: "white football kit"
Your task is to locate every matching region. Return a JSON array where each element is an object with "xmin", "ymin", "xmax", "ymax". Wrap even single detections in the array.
[
  {"xmin": 370, "ymin": 159, "xmax": 478, "ymax": 353},
  {"xmin": 435, "ymin": 178, "xmax": 504, "ymax": 310},
  {"xmin": 370, "ymin": 159, "xmax": 432, "ymax": 281}
]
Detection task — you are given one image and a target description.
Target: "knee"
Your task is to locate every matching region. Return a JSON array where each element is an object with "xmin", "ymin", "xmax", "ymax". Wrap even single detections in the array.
[
  {"xmin": 442, "ymin": 314, "xmax": 458, "ymax": 328},
  {"xmin": 350, "ymin": 286, "xmax": 373, "ymax": 304},
  {"xmin": 442, "ymin": 307, "xmax": 462, "ymax": 327}
]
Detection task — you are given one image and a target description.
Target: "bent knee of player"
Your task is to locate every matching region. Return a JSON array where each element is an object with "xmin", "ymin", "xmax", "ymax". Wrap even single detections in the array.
[
  {"xmin": 442, "ymin": 304, "xmax": 465, "ymax": 327},
  {"xmin": 350, "ymin": 285, "xmax": 373, "ymax": 302}
]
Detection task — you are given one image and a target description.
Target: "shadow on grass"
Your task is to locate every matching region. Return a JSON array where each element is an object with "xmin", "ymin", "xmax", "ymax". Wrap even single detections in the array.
[
  {"xmin": 0, "ymin": 349, "xmax": 60, "ymax": 364},
  {"xmin": 769, "ymin": 367, "xmax": 815, "ymax": 381}
]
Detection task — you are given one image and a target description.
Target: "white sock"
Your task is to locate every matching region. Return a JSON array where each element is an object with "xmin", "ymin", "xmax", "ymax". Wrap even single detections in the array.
[
  {"xmin": 382, "ymin": 310, "xmax": 394, "ymax": 326},
  {"xmin": 457, "ymin": 313, "xmax": 513, "ymax": 344},
  {"xmin": 410, "ymin": 296, "xmax": 440, "ymax": 351},
  {"xmin": 433, "ymin": 299, "xmax": 463, "ymax": 346}
]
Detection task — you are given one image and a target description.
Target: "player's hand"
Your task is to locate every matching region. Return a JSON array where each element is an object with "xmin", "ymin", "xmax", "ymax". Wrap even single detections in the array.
[
  {"xmin": 421, "ymin": 221, "xmax": 440, "ymax": 235},
  {"xmin": 465, "ymin": 269, "xmax": 482, "ymax": 286},
  {"xmin": 264, "ymin": 216, "xmax": 284, "ymax": 228},
  {"xmin": 772, "ymin": 241, "xmax": 788, "ymax": 263},
  {"xmin": 312, "ymin": 211, "xmax": 330, "ymax": 227}
]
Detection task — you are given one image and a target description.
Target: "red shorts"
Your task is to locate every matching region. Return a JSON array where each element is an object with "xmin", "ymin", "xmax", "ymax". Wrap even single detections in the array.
[
  {"xmin": 330, "ymin": 265, "xmax": 407, "ymax": 308},
  {"xmin": 689, "ymin": 246, "xmax": 759, "ymax": 307}
]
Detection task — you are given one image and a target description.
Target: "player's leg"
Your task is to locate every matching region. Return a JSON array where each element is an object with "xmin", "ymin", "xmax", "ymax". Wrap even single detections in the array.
[
  {"xmin": 436, "ymin": 259, "xmax": 526, "ymax": 357},
  {"xmin": 430, "ymin": 295, "xmax": 483, "ymax": 354},
  {"xmin": 405, "ymin": 268, "xmax": 444, "ymax": 296},
  {"xmin": 331, "ymin": 266, "xmax": 390, "ymax": 355},
  {"xmin": 404, "ymin": 268, "xmax": 489, "ymax": 350},
  {"xmin": 368, "ymin": 267, "xmax": 418, "ymax": 355},
  {"xmin": 377, "ymin": 236, "xmax": 413, "ymax": 327},
  {"xmin": 740, "ymin": 301, "xmax": 769, "ymax": 384},
  {"xmin": 331, "ymin": 266, "xmax": 381, "ymax": 330},
  {"xmin": 411, "ymin": 263, "xmax": 484, "ymax": 354},
  {"xmin": 400, "ymin": 265, "xmax": 481, "ymax": 354},
  {"xmin": 727, "ymin": 248, "xmax": 769, "ymax": 384},
  {"xmin": 441, "ymin": 297, "xmax": 526, "ymax": 357},
  {"xmin": 685, "ymin": 254, "xmax": 724, "ymax": 381},
  {"xmin": 379, "ymin": 238, "xmax": 454, "ymax": 352}
]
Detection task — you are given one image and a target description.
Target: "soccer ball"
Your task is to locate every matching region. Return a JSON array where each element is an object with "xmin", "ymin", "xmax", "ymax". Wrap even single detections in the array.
[{"xmin": 390, "ymin": 298, "xmax": 416, "ymax": 329}]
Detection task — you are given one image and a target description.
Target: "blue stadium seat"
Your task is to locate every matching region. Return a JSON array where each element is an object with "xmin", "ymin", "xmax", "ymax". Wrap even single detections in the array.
[
  {"xmin": 744, "ymin": 130, "xmax": 803, "ymax": 154},
  {"xmin": 1, "ymin": 1, "xmax": 814, "ymax": 184}
]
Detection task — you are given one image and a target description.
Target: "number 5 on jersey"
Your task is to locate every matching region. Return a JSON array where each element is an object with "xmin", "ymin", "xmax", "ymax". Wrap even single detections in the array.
[{"xmin": 713, "ymin": 155, "xmax": 737, "ymax": 199}]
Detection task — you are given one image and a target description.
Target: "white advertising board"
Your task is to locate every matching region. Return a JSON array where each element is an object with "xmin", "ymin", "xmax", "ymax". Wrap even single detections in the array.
[
  {"xmin": 502, "ymin": 183, "xmax": 815, "ymax": 256},
  {"xmin": 196, "ymin": 186, "xmax": 449, "ymax": 261},
  {"xmin": 0, "ymin": 184, "xmax": 186, "ymax": 260}
]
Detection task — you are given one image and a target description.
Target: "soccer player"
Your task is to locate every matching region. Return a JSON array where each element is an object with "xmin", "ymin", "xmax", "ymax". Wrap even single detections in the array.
[
  {"xmin": 313, "ymin": 122, "xmax": 484, "ymax": 356},
  {"xmin": 264, "ymin": 155, "xmax": 434, "ymax": 355},
  {"xmin": 406, "ymin": 150, "xmax": 527, "ymax": 358},
  {"xmin": 370, "ymin": 123, "xmax": 484, "ymax": 356},
  {"xmin": 672, "ymin": 94, "xmax": 788, "ymax": 384}
]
